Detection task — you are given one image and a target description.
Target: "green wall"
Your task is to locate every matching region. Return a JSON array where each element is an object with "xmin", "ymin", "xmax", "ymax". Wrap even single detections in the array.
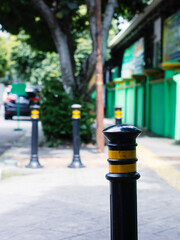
[
  {"xmin": 136, "ymin": 84, "xmax": 144, "ymax": 127},
  {"xmin": 111, "ymin": 66, "xmax": 119, "ymax": 80},
  {"xmin": 106, "ymin": 79, "xmax": 145, "ymax": 126},
  {"xmin": 149, "ymin": 81, "xmax": 164, "ymax": 135},
  {"xmin": 173, "ymin": 73, "xmax": 180, "ymax": 141},
  {"xmin": 168, "ymin": 80, "xmax": 176, "ymax": 138},
  {"xmin": 105, "ymin": 65, "xmax": 180, "ymax": 141},
  {"xmin": 126, "ymin": 86, "xmax": 135, "ymax": 125},
  {"xmin": 106, "ymin": 84, "xmax": 115, "ymax": 118}
]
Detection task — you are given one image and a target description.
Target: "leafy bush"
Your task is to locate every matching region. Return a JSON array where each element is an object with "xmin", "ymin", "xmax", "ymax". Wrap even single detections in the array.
[
  {"xmin": 0, "ymin": 36, "xmax": 8, "ymax": 80},
  {"xmin": 40, "ymin": 78, "xmax": 95, "ymax": 146}
]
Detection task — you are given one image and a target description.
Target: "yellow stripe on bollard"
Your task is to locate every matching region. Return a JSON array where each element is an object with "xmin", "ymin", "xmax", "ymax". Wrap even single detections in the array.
[
  {"xmin": 72, "ymin": 110, "xmax": 81, "ymax": 119},
  {"xmin": 108, "ymin": 150, "xmax": 136, "ymax": 159},
  {"xmin": 31, "ymin": 110, "xmax": 39, "ymax": 114},
  {"xmin": 31, "ymin": 115, "xmax": 39, "ymax": 118},
  {"xmin": 109, "ymin": 163, "xmax": 136, "ymax": 173},
  {"xmin": 72, "ymin": 115, "xmax": 80, "ymax": 119},
  {"xmin": 115, "ymin": 110, "xmax": 122, "ymax": 118},
  {"xmin": 73, "ymin": 110, "xmax": 80, "ymax": 114}
]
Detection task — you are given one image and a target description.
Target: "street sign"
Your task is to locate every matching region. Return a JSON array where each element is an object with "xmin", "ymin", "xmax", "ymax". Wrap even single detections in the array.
[
  {"xmin": 11, "ymin": 83, "xmax": 26, "ymax": 96},
  {"xmin": 11, "ymin": 83, "xmax": 27, "ymax": 131}
]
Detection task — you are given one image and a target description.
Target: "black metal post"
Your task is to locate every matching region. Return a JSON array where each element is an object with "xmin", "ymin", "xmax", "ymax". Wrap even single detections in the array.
[
  {"xmin": 114, "ymin": 106, "xmax": 122, "ymax": 125},
  {"xmin": 68, "ymin": 104, "xmax": 85, "ymax": 168},
  {"xmin": 103, "ymin": 124, "xmax": 141, "ymax": 240},
  {"xmin": 26, "ymin": 105, "xmax": 42, "ymax": 168}
]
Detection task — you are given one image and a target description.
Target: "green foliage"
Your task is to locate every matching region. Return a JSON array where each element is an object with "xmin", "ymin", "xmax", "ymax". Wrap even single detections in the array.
[
  {"xmin": 8, "ymin": 32, "xmax": 60, "ymax": 85},
  {"xmin": 0, "ymin": 0, "xmax": 148, "ymax": 53},
  {"xmin": 0, "ymin": 0, "xmax": 88, "ymax": 52},
  {"xmin": 4, "ymin": 29, "xmax": 90, "ymax": 85},
  {"xmin": 40, "ymin": 78, "xmax": 95, "ymax": 145},
  {"xmin": 0, "ymin": 36, "xmax": 8, "ymax": 78},
  {"xmin": 0, "ymin": 0, "xmax": 149, "ymax": 90},
  {"xmin": 74, "ymin": 32, "xmax": 92, "ymax": 77},
  {"xmin": 40, "ymin": 79, "xmax": 72, "ymax": 144}
]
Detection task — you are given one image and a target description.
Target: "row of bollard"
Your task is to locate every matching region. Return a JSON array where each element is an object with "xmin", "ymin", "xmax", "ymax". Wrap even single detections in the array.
[
  {"xmin": 26, "ymin": 104, "xmax": 124, "ymax": 169},
  {"xmin": 26, "ymin": 104, "xmax": 141, "ymax": 240}
]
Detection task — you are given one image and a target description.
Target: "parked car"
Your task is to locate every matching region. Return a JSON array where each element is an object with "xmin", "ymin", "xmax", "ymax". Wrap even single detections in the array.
[{"xmin": 4, "ymin": 87, "xmax": 40, "ymax": 120}]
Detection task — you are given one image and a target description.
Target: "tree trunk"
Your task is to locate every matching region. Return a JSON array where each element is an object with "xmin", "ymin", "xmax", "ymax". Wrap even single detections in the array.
[
  {"xmin": 95, "ymin": 0, "xmax": 104, "ymax": 153},
  {"xmin": 30, "ymin": 0, "xmax": 75, "ymax": 95},
  {"xmin": 77, "ymin": 0, "xmax": 117, "ymax": 98},
  {"xmin": 101, "ymin": 0, "xmax": 118, "ymax": 62},
  {"xmin": 30, "ymin": 0, "xmax": 117, "ymax": 99}
]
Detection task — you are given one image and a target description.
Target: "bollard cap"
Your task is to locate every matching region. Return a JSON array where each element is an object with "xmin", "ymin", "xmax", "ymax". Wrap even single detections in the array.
[
  {"xmin": 103, "ymin": 124, "xmax": 141, "ymax": 149},
  {"xmin": 72, "ymin": 104, "xmax": 81, "ymax": 119},
  {"xmin": 30, "ymin": 104, "xmax": 40, "ymax": 110},
  {"xmin": 30, "ymin": 104, "xmax": 40, "ymax": 120},
  {"xmin": 114, "ymin": 105, "xmax": 122, "ymax": 110},
  {"xmin": 71, "ymin": 104, "xmax": 81, "ymax": 109}
]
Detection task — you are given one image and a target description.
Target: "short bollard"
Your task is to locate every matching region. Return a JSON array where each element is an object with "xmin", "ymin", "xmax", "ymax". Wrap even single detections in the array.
[
  {"xmin": 68, "ymin": 104, "xmax": 85, "ymax": 168},
  {"xmin": 114, "ymin": 106, "xmax": 122, "ymax": 125},
  {"xmin": 103, "ymin": 124, "xmax": 141, "ymax": 240},
  {"xmin": 26, "ymin": 105, "xmax": 42, "ymax": 168}
]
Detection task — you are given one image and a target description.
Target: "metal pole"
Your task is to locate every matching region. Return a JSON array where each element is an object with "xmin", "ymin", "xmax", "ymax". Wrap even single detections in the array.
[
  {"xmin": 114, "ymin": 106, "xmax": 122, "ymax": 125},
  {"xmin": 68, "ymin": 104, "xmax": 85, "ymax": 168},
  {"xmin": 14, "ymin": 95, "xmax": 23, "ymax": 131},
  {"xmin": 26, "ymin": 105, "xmax": 42, "ymax": 168},
  {"xmin": 103, "ymin": 124, "xmax": 141, "ymax": 240},
  {"xmin": 95, "ymin": 0, "xmax": 104, "ymax": 153}
]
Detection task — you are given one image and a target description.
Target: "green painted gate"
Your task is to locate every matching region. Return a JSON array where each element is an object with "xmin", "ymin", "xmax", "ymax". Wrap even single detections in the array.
[
  {"xmin": 168, "ymin": 80, "xmax": 176, "ymax": 138},
  {"xmin": 149, "ymin": 81, "xmax": 165, "ymax": 136},
  {"xmin": 126, "ymin": 85, "xmax": 135, "ymax": 125},
  {"xmin": 106, "ymin": 83, "xmax": 115, "ymax": 118},
  {"xmin": 136, "ymin": 84, "xmax": 145, "ymax": 128}
]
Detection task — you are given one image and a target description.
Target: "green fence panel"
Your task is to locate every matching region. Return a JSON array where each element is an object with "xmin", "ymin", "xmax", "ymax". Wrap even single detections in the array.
[
  {"xmin": 111, "ymin": 66, "xmax": 119, "ymax": 80},
  {"xmin": 106, "ymin": 85, "xmax": 115, "ymax": 118},
  {"xmin": 173, "ymin": 73, "xmax": 180, "ymax": 141},
  {"xmin": 168, "ymin": 80, "xmax": 176, "ymax": 138},
  {"xmin": 126, "ymin": 86, "xmax": 135, "ymax": 125},
  {"xmin": 149, "ymin": 82, "xmax": 164, "ymax": 136},
  {"xmin": 136, "ymin": 84, "xmax": 144, "ymax": 128}
]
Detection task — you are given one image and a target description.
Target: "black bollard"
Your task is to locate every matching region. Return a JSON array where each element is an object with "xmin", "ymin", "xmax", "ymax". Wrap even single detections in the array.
[
  {"xmin": 103, "ymin": 124, "xmax": 141, "ymax": 240},
  {"xmin": 114, "ymin": 106, "xmax": 122, "ymax": 125},
  {"xmin": 68, "ymin": 104, "xmax": 85, "ymax": 168},
  {"xmin": 26, "ymin": 105, "xmax": 42, "ymax": 168}
]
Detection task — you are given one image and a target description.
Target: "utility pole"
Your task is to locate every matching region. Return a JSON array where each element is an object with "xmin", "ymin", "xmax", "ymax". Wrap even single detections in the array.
[{"xmin": 95, "ymin": 0, "xmax": 104, "ymax": 152}]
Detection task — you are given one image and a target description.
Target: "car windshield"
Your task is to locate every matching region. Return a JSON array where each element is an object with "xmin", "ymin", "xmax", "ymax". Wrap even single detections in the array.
[{"xmin": 26, "ymin": 92, "xmax": 36, "ymax": 98}]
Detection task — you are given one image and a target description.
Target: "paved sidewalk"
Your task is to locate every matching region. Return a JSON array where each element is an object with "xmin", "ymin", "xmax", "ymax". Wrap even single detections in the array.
[{"xmin": 0, "ymin": 122, "xmax": 180, "ymax": 240}]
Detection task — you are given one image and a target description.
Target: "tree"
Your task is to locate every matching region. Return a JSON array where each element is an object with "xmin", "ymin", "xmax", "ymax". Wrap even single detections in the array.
[
  {"xmin": 8, "ymin": 32, "xmax": 61, "ymax": 85},
  {"xmin": 0, "ymin": 36, "xmax": 8, "ymax": 78},
  {"xmin": 0, "ymin": 0, "xmax": 147, "ymax": 99}
]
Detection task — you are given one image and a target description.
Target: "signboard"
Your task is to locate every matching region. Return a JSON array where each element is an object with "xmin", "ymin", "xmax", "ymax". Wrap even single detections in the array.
[
  {"xmin": 163, "ymin": 10, "xmax": 180, "ymax": 61},
  {"xmin": 121, "ymin": 38, "xmax": 144, "ymax": 78},
  {"xmin": 153, "ymin": 17, "xmax": 162, "ymax": 67},
  {"xmin": 111, "ymin": 66, "xmax": 119, "ymax": 80},
  {"xmin": 11, "ymin": 83, "xmax": 26, "ymax": 96}
]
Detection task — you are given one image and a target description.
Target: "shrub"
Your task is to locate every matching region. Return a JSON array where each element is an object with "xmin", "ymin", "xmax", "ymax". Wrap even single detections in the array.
[{"xmin": 40, "ymin": 79, "xmax": 95, "ymax": 145}]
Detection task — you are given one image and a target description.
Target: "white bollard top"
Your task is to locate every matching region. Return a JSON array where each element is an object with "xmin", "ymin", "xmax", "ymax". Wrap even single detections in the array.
[{"xmin": 71, "ymin": 104, "xmax": 82, "ymax": 109}]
